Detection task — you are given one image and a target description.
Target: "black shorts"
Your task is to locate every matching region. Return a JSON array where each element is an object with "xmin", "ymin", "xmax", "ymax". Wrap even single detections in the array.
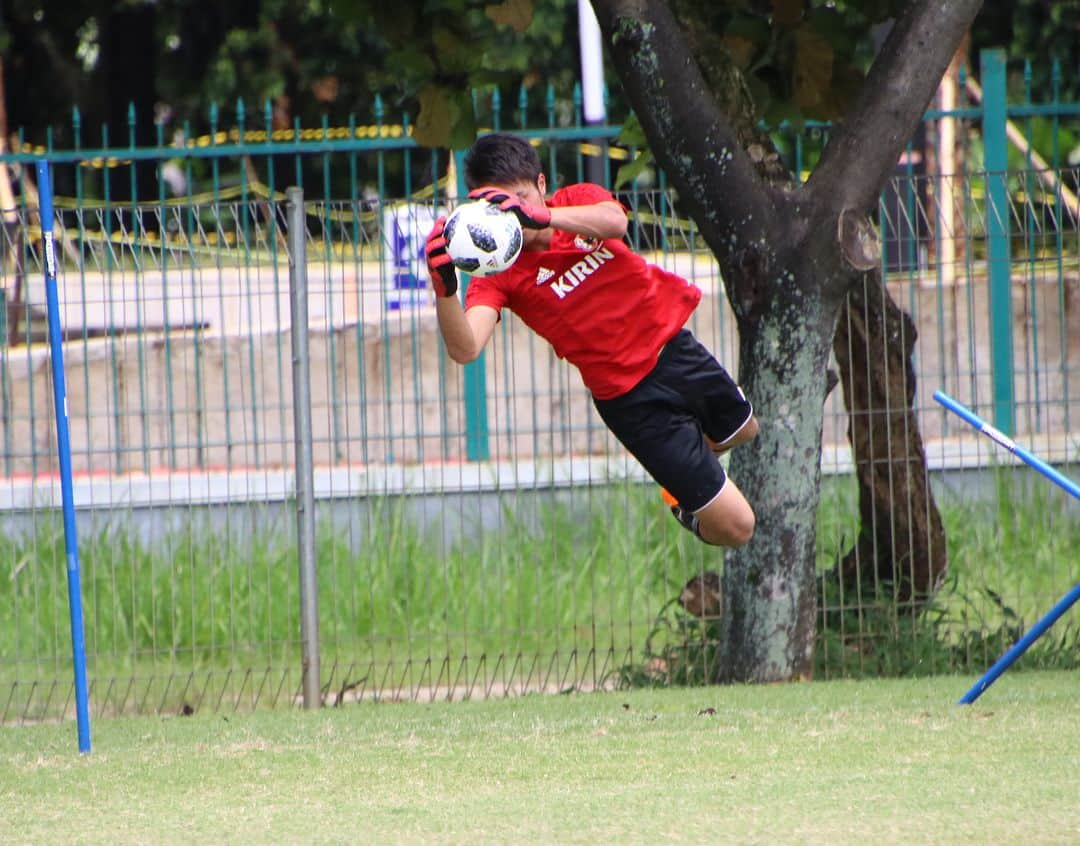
[{"xmin": 593, "ymin": 329, "xmax": 753, "ymax": 513}]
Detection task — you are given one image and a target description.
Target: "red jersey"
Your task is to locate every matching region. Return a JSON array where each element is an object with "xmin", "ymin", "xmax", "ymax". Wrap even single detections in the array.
[{"xmin": 464, "ymin": 183, "xmax": 701, "ymax": 399}]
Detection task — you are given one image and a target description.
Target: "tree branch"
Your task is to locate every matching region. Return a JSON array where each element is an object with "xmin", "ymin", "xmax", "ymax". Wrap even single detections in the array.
[
  {"xmin": 591, "ymin": 0, "xmax": 779, "ymax": 300},
  {"xmin": 807, "ymin": 0, "xmax": 983, "ymax": 216}
]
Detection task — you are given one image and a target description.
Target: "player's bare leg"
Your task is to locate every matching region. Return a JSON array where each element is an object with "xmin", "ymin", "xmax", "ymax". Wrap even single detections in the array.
[
  {"xmin": 666, "ymin": 415, "xmax": 759, "ymax": 546},
  {"xmin": 692, "ymin": 478, "xmax": 755, "ymax": 547}
]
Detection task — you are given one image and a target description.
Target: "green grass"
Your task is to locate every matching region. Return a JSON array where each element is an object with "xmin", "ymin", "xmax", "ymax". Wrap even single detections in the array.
[
  {"xmin": 0, "ymin": 486, "xmax": 708, "ymax": 671},
  {"xmin": 2, "ymin": 673, "xmax": 1078, "ymax": 845},
  {"xmin": 1, "ymin": 474, "xmax": 1077, "ymax": 718}
]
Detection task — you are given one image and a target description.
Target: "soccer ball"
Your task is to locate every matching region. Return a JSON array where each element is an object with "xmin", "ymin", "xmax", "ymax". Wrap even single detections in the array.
[{"xmin": 443, "ymin": 200, "xmax": 523, "ymax": 276}]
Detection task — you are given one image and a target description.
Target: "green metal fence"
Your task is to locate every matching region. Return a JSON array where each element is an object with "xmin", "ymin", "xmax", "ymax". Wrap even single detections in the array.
[{"xmin": 1, "ymin": 49, "xmax": 1077, "ymax": 722}]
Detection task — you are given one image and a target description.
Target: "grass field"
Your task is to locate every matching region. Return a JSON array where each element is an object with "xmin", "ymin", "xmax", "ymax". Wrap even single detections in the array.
[{"xmin": 2, "ymin": 672, "xmax": 1078, "ymax": 845}]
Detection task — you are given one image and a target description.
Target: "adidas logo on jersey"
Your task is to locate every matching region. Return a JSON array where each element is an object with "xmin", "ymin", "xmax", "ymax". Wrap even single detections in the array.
[
  {"xmin": 548, "ymin": 246, "xmax": 615, "ymax": 300},
  {"xmin": 536, "ymin": 267, "xmax": 555, "ymax": 285}
]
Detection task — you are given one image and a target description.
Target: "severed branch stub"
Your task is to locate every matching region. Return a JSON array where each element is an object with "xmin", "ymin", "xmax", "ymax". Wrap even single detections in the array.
[
  {"xmin": 838, "ymin": 209, "xmax": 881, "ymax": 271},
  {"xmin": 679, "ymin": 571, "xmax": 723, "ymax": 619}
]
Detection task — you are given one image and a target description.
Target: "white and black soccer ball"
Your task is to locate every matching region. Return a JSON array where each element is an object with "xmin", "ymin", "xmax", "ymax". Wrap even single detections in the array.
[{"xmin": 443, "ymin": 200, "xmax": 523, "ymax": 276}]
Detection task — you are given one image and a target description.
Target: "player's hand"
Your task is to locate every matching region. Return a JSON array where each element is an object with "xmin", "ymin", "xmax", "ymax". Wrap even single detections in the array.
[
  {"xmin": 468, "ymin": 186, "xmax": 552, "ymax": 229},
  {"xmin": 424, "ymin": 216, "xmax": 458, "ymax": 298}
]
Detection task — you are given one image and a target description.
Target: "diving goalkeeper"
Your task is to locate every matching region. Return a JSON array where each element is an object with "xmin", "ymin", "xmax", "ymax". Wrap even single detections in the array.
[{"xmin": 425, "ymin": 133, "xmax": 758, "ymax": 547}]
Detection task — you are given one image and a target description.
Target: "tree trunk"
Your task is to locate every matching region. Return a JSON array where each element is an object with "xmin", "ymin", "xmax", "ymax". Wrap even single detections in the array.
[
  {"xmin": 721, "ymin": 277, "xmax": 835, "ymax": 683},
  {"xmin": 832, "ymin": 272, "xmax": 948, "ymax": 604}
]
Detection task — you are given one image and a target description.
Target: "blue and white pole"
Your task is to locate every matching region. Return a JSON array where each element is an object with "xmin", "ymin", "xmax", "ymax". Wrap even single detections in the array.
[
  {"xmin": 37, "ymin": 160, "xmax": 91, "ymax": 752},
  {"xmin": 934, "ymin": 390, "xmax": 1080, "ymax": 499},
  {"xmin": 957, "ymin": 584, "xmax": 1080, "ymax": 705},
  {"xmin": 933, "ymin": 390, "xmax": 1079, "ymax": 704}
]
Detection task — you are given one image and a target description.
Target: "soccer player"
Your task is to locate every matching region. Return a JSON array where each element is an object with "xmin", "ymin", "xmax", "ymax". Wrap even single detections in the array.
[{"xmin": 424, "ymin": 133, "xmax": 758, "ymax": 547}]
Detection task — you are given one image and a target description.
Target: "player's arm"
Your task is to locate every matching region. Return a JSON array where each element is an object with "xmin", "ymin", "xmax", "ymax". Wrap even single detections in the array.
[
  {"xmin": 470, "ymin": 187, "xmax": 627, "ymax": 241},
  {"xmin": 425, "ymin": 215, "xmax": 498, "ymax": 364},
  {"xmin": 547, "ymin": 201, "xmax": 627, "ymax": 241},
  {"xmin": 435, "ymin": 298, "xmax": 498, "ymax": 364}
]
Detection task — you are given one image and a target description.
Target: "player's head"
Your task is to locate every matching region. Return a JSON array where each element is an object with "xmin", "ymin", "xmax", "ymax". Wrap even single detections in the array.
[
  {"xmin": 464, "ymin": 133, "xmax": 549, "ymax": 250},
  {"xmin": 464, "ymin": 133, "xmax": 544, "ymax": 194}
]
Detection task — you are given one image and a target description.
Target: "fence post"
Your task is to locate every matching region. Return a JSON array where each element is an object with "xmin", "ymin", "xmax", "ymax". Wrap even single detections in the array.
[
  {"xmin": 453, "ymin": 150, "xmax": 490, "ymax": 461},
  {"xmin": 287, "ymin": 186, "xmax": 321, "ymax": 709},
  {"xmin": 980, "ymin": 48, "xmax": 1015, "ymax": 435}
]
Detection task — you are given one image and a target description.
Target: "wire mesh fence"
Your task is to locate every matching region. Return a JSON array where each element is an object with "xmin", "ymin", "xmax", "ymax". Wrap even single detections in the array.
[{"xmin": 1, "ymin": 166, "xmax": 1076, "ymax": 723}]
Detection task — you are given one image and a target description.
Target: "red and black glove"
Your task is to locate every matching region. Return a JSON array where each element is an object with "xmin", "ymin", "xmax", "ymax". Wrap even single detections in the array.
[
  {"xmin": 424, "ymin": 216, "xmax": 458, "ymax": 298},
  {"xmin": 468, "ymin": 186, "xmax": 552, "ymax": 229}
]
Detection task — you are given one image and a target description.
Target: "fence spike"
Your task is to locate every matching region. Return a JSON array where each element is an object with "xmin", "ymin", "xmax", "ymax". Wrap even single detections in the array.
[{"xmin": 518, "ymin": 84, "xmax": 529, "ymax": 128}]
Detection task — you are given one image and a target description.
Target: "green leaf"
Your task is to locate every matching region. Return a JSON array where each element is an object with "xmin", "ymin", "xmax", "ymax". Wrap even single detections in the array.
[
  {"xmin": 771, "ymin": 0, "xmax": 804, "ymax": 27},
  {"xmin": 328, "ymin": 0, "xmax": 368, "ymax": 19},
  {"xmin": 414, "ymin": 84, "xmax": 454, "ymax": 148},
  {"xmin": 724, "ymin": 12, "xmax": 771, "ymax": 45},
  {"xmin": 792, "ymin": 23, "xmax": 833, "ymax": 109},
  {"xmin": 722, "ymin": 35, "xmax": 758, "ymax": 70},
  {"xmin": 763, "ymin": 98, "xmax": 804, "ymax": 132},
  {"xmin": 485, "ymin": 0, "xmax": 534, "ymax": 33},
  {"xmin": 362, "ymin": 5, "xmax": 420, "ymax": 42},
  {"xmin": 615, "ymin": 112, "xmax": 648, "ymax": 148},
  {"xmin": 614, "ymin": 151, "xmax": 653, "ymax": 190},
  {"xmin": 432, "ymin": 26, "xmax": 484, "ymax": 75},
  {"xmin": 414, "ymin": 84, "xmax": 477, "ymax": 149},
  {"xmin": 445, "ymin": 91, "xmax": 479, "ymax": 150},
  {"xmin": 384, "ymin": 49, "xmax": 436, "ymax": 82},
  {"xmin": 815, "ymin": 61, "xmax": 864, "ymax": 121}
]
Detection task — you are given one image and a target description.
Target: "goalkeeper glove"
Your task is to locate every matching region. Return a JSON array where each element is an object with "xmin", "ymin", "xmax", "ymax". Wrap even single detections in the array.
[
  {"xmin": 468, "ymin": 187, "xmax": 552, "ymax": 230},
  {"xmin": 424, "ymin": 216, "xmax": 458, "ymax": 298}
]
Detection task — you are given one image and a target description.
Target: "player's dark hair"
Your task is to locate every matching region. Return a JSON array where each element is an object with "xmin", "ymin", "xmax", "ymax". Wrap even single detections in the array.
[{"xmin": 463, "ymin": 133, "xmax": 542, "ymax": 189}]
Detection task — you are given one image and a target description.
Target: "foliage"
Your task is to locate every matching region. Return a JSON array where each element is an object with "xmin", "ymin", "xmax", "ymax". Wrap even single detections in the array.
[
  {"xmin": 667, "ymin": 0, "xmax": 908, "ymax": 127},
  {"xmin": 970, "ymin": 0, "xmax": 1080, "ymax": 102},
  {"xmin": 0, "ymin": 0, "xmax": 584, "ymax": 149},
  {"xmin": 5, "ymin": 1, "xmax": 1074, "ymax": 152}
]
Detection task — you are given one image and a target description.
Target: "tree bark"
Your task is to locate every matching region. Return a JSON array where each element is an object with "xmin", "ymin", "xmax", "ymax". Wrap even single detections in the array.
[
  {"xmin": 721, "ymin": 278, "xmax": 835, "ymax": 682},
  {"xmin": 833, "ymin": 273, "xmax": 948, "ymax": 605}
]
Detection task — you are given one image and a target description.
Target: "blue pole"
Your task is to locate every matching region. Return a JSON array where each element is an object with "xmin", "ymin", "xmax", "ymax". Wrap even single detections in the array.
[
  {"xmin": 933, "ymin": 391, "xmax": 1080, "ymax": 499},
  {"xmin": 958, "ymin": 584, "xmax": 1080, "ymax": 704},
  {"xmin": 933, "ymin": 390, "xmax": 1079, "ymax": 705},
  {"xmin": 37, "ymin": 160, "xmax": 91, "ymax": 752}
]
